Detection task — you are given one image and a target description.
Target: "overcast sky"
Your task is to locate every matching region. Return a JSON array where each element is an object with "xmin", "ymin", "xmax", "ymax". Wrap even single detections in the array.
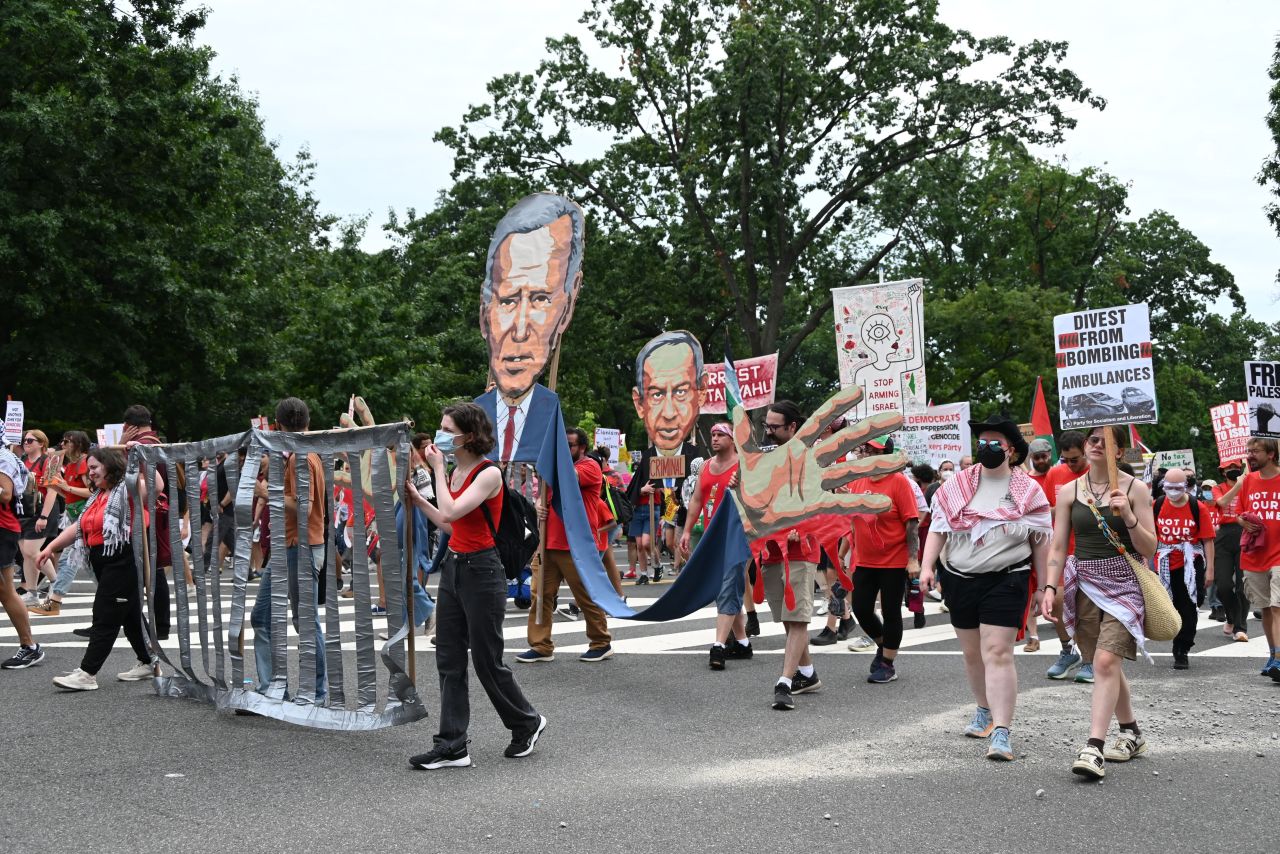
[{"xmin": 199, "ymin": 1, "xmax": 1280, "ymax": 323}]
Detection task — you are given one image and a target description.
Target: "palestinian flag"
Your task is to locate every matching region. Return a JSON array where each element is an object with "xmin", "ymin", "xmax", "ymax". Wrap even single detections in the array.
[
  {"xmin": 1128, "ymin": 424, "xmax": 1151, "ymax": 454},
  {"xmin": 1030, "ymin": 376, "xmax": 1056, "ymax": 457}
]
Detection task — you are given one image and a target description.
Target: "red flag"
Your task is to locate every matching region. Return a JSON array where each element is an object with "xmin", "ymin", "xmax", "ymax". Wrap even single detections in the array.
[
  {"xmin": 1129, "ymin": 424, "xmax": 1151, "ymax": 454},
  {"xmin": 1031, "ymin": 376, "xmax": 1055, "ymax": 454}
]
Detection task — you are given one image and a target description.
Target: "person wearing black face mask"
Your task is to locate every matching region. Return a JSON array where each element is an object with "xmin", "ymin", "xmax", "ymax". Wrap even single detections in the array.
[{"xmin": 1212, "ymin": 461, "xmax": 1250, "ymax": 641}]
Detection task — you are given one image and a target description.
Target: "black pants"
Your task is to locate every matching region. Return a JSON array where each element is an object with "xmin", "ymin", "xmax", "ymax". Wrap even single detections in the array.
[
  {"xmin": 1215, "ymin": 523, "xmax": 1248, "ymax": 632},
  {"xmin": 433, "ymin": 548, "xmax": 538, "ymax": 752},
  {"xmin": 850, "ymin": 566, "xmax": 908, "ymax": 651},
  {"xmin": 81, "ymin": 545, "xmax": 150, "ymax": 676},
  {"xmin": 1170, "ymin": 557, "xmax": 1206, "ymax": 655}
]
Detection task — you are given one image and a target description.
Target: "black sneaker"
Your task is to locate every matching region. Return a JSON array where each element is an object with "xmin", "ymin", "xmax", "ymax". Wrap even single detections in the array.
[
  {"xmin": 1172, "ymin": 650, "xmax": 1189, "ymax": 670},
  {"xmin": 870, "ymin": 646, "xmax": 884, "ymax": 674},
  {"xmin": 791, "ymin": 670, "xmax": 822, "ymax": 694},
  {"xmin": 835, "ymin": 617, "xmax": 855, "ymax": 641},
  {"xmin": 652, "ymin": 566, "xmax": 663, "ymax": 583},
  {"xmin": 746, "ymin": 611, "xmax": 760, "ymax": 637},
  {"xmin": 505, "ymin": 715, "xmax": 548, "ymax": 758},
  {"xmin": 1208, "ymin": 607, "xmax": 1226, "ymax": 622},
  {"xmin": 1, "ymin": 645, "xmax": 45, "ymax": 669},
  {"xmin": 635, "ymin": 574, "xmax": 649, "ymax": 586},
  {"xmin": 72, "ymin": 627, "xmax": 91, "ymax": 638},
  {"xmin": 709, "ymin": 644, "xmax": 727, "ymax": 671},
  {"xmin": 409, "ymin": 744, "xmax": 472, "ymax": 770},
  {"xmin": 724, "ymin": 641, "xmax": 753, "ymax": 660},
  {"xmin": 913, "ymin": 611, "xmax": 926, "ymax": 629},
  {"xmin": 772, "ymin": 682, "xmax": 795, "ymax": 711},
  {"xmin": 811, "ymin": 627, "xmax": 838, "ymax": 646}
]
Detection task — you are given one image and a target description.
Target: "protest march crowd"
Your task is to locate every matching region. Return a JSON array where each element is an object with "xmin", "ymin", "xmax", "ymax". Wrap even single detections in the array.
[{"xmin": 2, "ymin": 193, "xmax": 1278, "ymax": 784}]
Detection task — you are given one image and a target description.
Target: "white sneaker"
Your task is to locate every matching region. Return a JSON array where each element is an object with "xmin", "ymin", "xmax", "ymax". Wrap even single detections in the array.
[
  {"xmin": 116, "ymin": 662, "xmax": 155, "ymax": 682},
  {"xmin": 54, "ymin": 668, "xmax": 100, "ymax": 691},
  {"xmin": 186, "ymin": 584, "xmax": 197, "ymax": 598},
  {"xmin": 19, "ymin": 590, "xmax": 39, "ymax": 607},
  {"xmin": 847, "ymin": 636, "xmax": 875, "ymax": 652}
]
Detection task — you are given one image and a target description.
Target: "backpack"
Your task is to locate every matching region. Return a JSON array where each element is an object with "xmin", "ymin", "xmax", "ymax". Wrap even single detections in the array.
[
  {"xmin": 18, "ymin": 457, "xmax": 42, "ymax": 519},
  {"xmin": 475, "ymin": 461, "xmax": 540, "ymax": 580},
  {"xmin": 603, "ymin": 480, "xmax": 633, "ymax": 528}
]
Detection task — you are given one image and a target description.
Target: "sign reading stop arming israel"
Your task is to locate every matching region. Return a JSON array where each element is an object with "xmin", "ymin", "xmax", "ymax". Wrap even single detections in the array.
[{"xmin": 1054, "ymin": 303, "xmax": 1157, "ymax": 430}]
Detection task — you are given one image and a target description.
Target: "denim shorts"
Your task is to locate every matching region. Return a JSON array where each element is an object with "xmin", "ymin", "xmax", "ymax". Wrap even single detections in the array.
[{"xmin": 628, "ymin": 510, "xmax": 653, "ymax": 538}]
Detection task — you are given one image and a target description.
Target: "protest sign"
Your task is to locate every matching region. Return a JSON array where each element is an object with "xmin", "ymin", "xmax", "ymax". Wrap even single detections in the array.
[
  {"xmin": 594, "ymin": 428, "xmax": 621, "ymax": 464},
  {"xmin": 3, "ymin": 401, "xmax": 23, "ymax": 445},
  {"xmin": 649, "ymin": 455, "xmax": 687, "ymax": 481},
  {"xmin": 832, "ymin": 278, "xmax": 926, "ymax": 420},
  {"xmin": 1054, "ymin": 303, "xmax": 1156, "ymax": 430},
  {"xmin": 101, "ymin": 423, "xmax": 124, "ymax": 446},
  {"xmin": 1244, "ymin": 361, "xmax": 1280, "ymax": 438},
  {"xmin": 1151, "ymin": 449, "xmax": 1195, "ymax": 474},
  {"xmin": 898, "ymin": 402, "xmax": 971, "ymax": 468},
  {"xmin": 1210, "ymin": 401, "xmax": 1250, "ymax": 464},
  {"xmin": 703, "ymin": 353, "xmax": 777, "ymax": 414}
]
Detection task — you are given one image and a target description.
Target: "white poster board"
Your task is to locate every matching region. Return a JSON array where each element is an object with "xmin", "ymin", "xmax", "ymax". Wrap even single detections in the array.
[
  {"xmin": 101, "ymin": 423, "xmax": 124, "ymax": 446},
  {"xmin": 1245, "ymin": 361, "xmax": 1280, "ymax": 438},
  {"xmin": 594, "ymin": 428, "xmax": 621, "ymax": 465},
  {"xmin": 898, "ymin": 402, "xmax": 971, "ymax": 468},
  {"xmin": 1054, "ymin": 303, "xmax": 1156, "ymax": 429},
  {"xmin": 3, "ymin": 401, "xmax": 24, "ymax": 445},
  {"xmin": 832, "ymin": 278, "xmax": 926, "ymax": 420},
  {"xmin": 1151, "ymin": 449, "xmax": 1195, "ymax": 474}
]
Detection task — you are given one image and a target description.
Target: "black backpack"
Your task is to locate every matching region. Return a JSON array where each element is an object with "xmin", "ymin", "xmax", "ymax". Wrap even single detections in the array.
[
  {"xmin": 476, "ymin": 461, "xmax": 540, "ymax": 580},
  {"xmin": 603, "ymin": 480, "xmax": 633, "ymax": 528}
]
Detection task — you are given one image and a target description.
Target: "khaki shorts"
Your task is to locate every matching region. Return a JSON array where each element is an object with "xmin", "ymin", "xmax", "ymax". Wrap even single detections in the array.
[
  {"xmin": 763, "ymin": 560, "xmax": 817, "ymax": 624},
  {"xmin": 1244, "ymin": 567, "xmax": 1280, "ymax": 609},
  {"xmin": 1074, "ymin": 588, "xmax": 1137, "ymax": 662}
]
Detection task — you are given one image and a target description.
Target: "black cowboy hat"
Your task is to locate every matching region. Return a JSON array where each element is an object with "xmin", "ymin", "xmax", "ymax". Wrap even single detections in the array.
[{"xmin": 968, "ymin": 413, "xmax": 1029, "ymax": 466}]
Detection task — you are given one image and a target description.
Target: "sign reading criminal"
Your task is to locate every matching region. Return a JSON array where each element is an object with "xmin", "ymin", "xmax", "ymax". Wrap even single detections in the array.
[
  {"xmin": 1053, "ymin": 303, "xmax": 1157, "ymax": 430},
  {"xmin": 1244, "ymin": 361, "xmax": 1280, "ymax": 438}
]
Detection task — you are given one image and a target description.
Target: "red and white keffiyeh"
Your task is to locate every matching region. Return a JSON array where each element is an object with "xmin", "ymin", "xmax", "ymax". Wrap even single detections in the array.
[{"xmin": 932, "ymin": 464, "xmax": 1053, "ymax": 544}]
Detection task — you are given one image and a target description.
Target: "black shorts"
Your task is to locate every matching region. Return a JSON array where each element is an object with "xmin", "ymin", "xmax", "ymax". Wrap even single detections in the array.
[
  {"xmin": 0, "ymin": 528, "xmax": 19, "ymax": 571},
  {"xmin": 940, "ymin": 565, "xmax": 1032, "ymax": 630}
]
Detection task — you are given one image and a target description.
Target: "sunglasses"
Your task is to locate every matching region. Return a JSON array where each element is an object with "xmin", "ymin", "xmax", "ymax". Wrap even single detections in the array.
[
  {"xmin": 763, "ymin": 423, "xmax": 785, "ymax": 433},
  {"xmin": 976, "ymin": 439, "xmax": 1006, "ymax": 449},
  {"xmin": 1086, "ymin": 436, "xmax": 1106, "ymax": 446},
  {"xmin": 22, "ymin": 438, "xmax": 39, "ymax": 444}
]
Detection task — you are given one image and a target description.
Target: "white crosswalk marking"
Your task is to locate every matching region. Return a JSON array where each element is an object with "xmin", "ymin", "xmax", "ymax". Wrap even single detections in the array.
[{"xmin": 4, "ymin": 578, "xmax": 1270, "ymax": 662}]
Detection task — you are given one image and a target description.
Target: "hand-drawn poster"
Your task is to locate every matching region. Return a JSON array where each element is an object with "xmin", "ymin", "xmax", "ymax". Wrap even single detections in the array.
[
  {"xmin": 702, "ymin": 353, "xmax": 777, "ymax": 414},
  {"xmin": 898, "ymin": 401, "xmax": 971, "ymax": 468},
  {"xmin": 832, "ymin": 279, "xmax": 926, "ymax": 421}
]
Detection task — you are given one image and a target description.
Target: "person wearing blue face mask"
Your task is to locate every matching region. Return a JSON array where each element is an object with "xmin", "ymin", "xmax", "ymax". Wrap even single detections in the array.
[{"xmin": 405, "ymin": 402, "xmax": 546, "ymax": 770}]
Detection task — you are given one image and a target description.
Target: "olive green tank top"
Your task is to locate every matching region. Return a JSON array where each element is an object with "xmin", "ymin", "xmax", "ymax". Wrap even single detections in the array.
[{"xmin": 1069, "ymin": 476, "xmax": 1137, "ymax": 560}]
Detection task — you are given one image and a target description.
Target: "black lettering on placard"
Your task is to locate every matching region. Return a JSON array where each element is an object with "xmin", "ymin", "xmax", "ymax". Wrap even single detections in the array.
[
  {"xmin": 1250, "ymin": 363, "xmax": 1278, "ymax": 386},
  {"xmin": 1248, "ymin": 385, "xmax": 1280, "ymax": 399},
  {"xmin": 1072, "ymin": 308, "xmax": 1128, "ymax": 330}
]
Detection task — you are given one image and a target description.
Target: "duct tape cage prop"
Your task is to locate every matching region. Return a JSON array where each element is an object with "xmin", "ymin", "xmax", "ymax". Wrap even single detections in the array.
[{"xmin": 125, "ymin": 422, "xmax": 427, "ymax": 730}]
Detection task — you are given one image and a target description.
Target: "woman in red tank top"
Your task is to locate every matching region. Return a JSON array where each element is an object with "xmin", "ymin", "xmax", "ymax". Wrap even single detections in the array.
[{"xmin": 404, "ymin": 402, "xmax": 544, "ymax": 770}]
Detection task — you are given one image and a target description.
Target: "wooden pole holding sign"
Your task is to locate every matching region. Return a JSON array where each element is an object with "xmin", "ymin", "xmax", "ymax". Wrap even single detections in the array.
[{"xmin": 1104, "ymin": 426, "xmax": 1120, "ymax": 493}]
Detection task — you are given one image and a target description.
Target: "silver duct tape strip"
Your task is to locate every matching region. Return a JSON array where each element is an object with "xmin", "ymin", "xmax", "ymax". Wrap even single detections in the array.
[
  {"xmin": 248, "ymin": 423, "xmax": 407, "ymax": 455},
  {"xmin": 207, "ymin": 453, "xmax": 227, "ymax": 689},
  {"xmin": 265, "ymin": 452, "xmax": 290, "ymax": 699},
  {"xmin": 227, "ymin": 447, "xmax": 263, "ymax": 688},
  {"xmin": 217, "ymin": 685, "xmax": 426, "ymax": 731},
  {"xmin": 320, "ymin": 454, "xmax": 346, "ymax": 707},
  {"xmin": 346, "ymin": 452, "xmax": 378, "ymax": 709},
  {"xmin": 124, "ymin": 459, "xmax": 161, "ymax": 664},
  {"xmin": 184, "ymin": 459, "xmax": 212, "ymax": 680},
  {"xmin": 293, "ymin": 452, "xmax": 319, "ymax": 705},
  {"xmin": 370, "ymin": 446, "xmax": 407, "ymax": 670},
  {"xmin": 166, "ymin": 456, "xmax": 198, "ymax": 680}
]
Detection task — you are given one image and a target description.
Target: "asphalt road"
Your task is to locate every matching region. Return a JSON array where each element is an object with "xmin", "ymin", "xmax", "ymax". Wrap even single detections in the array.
[{"xmin": 3, "ymin": 572, "xmax": 1277, "ymax": 854}]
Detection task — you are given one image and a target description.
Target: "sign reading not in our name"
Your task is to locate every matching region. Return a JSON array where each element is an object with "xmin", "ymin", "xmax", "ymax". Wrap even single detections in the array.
[{"xmin": 1054, "ymin": 303, "xmax": 1157, "ymax": 430}]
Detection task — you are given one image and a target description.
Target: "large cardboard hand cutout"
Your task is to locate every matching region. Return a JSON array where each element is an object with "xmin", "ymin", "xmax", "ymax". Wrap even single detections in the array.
[{"xmin": 729, "ymin": 384, "xmax": 907, "ymax": 542}]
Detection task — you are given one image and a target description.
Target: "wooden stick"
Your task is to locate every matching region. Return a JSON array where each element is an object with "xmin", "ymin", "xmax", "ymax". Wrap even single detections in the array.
[
  {"xmin": 1104, "ymin": 426, "xmax": 1120, "ymax": 493},
  {"xmin": 532, "ymin": 346, "xmax": 563, "ymax": 625}
]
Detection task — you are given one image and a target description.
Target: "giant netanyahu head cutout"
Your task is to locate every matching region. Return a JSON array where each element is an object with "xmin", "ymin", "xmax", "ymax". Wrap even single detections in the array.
[
  {"xmin": 480, "ymin": 193, "xmax": 586, "ymax": 402},
  {"xmin": 632, "ymin": 331, "xmax": 706, "ymax": 452}
]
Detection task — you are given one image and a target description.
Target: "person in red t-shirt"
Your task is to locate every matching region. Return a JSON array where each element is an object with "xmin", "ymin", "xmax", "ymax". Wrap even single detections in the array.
[
  {"xmin": 518, "ymin": 427, "xmax": 612, "ymax": 663},
  {"xmin": 405, "ymin": 401, "xmax": 545, "ymax": 768},
  {"xmin": 1219, "ymin": 437, "xmax": 1280, "ymax": 679},
  {"xmin": 847, "ymin": 444, "xmax": 922, "ymax": 685},
  {"xmin": 679, "ymin": 421, "xmax": 751, "ymax": 670},
  {"xmin": 1154, "ymin": 468, "xmax": 1215, "ymax": 669},
  {"xmin": 1027, "ymin": 438, "xmax": 1054, "ymax": 498},
  {"xmin": 0, "ymin": 447, "xmax": 44, "ymax": 669}
]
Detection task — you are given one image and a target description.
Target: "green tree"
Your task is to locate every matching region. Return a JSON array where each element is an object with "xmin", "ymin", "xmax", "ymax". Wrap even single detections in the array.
[
  {"xmin": 436, "ymin": 0, "xmax": 1102, "ymax": 377},
  {"xmin": 1260, "ymin": 36, "xmax": 1280, "ymax": 288},
  {"xmin": 0, "ymin": 0, "xmax": 330, "ymax": 438}
]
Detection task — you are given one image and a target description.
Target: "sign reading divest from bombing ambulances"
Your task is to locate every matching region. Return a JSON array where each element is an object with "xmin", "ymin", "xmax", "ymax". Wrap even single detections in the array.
[{"xmin": 1053, "ymin": 303, "xmax": 1157, "ymax": 430}]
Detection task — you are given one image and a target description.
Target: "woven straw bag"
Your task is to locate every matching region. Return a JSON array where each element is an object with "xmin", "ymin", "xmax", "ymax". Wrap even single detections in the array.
[{"xmin": 1126, "ymin": 554, "xmax": 1181, "ymax": 642}]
